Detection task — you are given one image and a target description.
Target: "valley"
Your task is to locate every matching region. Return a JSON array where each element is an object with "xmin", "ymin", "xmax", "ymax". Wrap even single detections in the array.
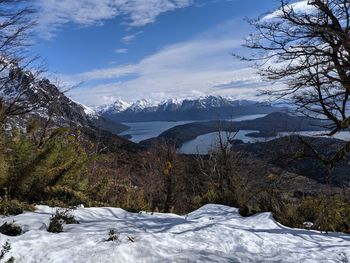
[
  {"xmin": 137, "ymin": 112, "xmax": 329, "ymax": 148},
  {"xmin": 1, "ymin": 0, "xmax": 350, "ymax": 262},
  {"xmin": 118, "ymin": 113, "xmax": 269, "ymax": 143}
]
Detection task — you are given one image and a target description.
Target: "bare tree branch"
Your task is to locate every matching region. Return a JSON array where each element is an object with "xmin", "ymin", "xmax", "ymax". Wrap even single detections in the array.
[{"xmin": 242, "ymin": 0, "xmax": 350, "ymax": 176}]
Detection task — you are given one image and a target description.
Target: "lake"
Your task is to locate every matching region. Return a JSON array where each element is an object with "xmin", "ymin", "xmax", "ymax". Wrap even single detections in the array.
[
  {"xmin": 178, "ymin": 130, "xmax": 269, "ymax": 154},
  {"xmin": 120, "ymin": 114, "xmax": 350, "ymax": 155},
  {"xmin": 178, "ymin": 130, "xmax": 350, "ymax": 155},
  {"xmin": 119, "ymin": 120, "xmax": 195, "ymax": 143},
  {"xmin": 119, "ymin": 114, "xmax": 268, "ymax": 143}
]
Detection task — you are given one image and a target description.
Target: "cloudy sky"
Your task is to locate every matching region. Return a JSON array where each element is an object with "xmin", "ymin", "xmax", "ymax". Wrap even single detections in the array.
[{"xmin": 31, "ymin": 0, "xmax": 287, "ymax": 106}]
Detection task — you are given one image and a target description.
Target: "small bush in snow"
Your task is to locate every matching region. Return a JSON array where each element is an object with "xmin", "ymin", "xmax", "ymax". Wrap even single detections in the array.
[
  {"xmin": 106, "ymin": 229, "xmax": 118, "ymax": 242},
  {"xmin": 0, "ymin": 222, "xmax": 22, "ymax": 236},
  {"xmin": 0, "ymin": 240, "xmax": 15, "ymax": 263},
  {"xmin": 47, "ymin": 209, "xmax": 79, "ymax": 233},
  {"xmin": 53, "ymin": 209, "xmax": 79, "ymax": 224},
  {"xmin": 4, "ymin": 257, "xmax": 14, "ymax": 263},
  {"xmin": 338, "ymin": 253, "xmax": 350, "ymax": 263},
  {"xmin": 47, "ymin": 216, "xmax": 63, "ymax": 233}
]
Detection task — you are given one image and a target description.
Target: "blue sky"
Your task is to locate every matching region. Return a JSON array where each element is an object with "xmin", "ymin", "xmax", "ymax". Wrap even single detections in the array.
[{"xmin": 31, "ymin": 0, "xmax": 286, "ymax": 106}]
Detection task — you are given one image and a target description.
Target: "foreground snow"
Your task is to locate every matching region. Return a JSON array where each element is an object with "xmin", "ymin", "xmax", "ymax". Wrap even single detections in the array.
[{"xmin": 0, "ymin": 204, "xmax": 349, "ymax": 262}]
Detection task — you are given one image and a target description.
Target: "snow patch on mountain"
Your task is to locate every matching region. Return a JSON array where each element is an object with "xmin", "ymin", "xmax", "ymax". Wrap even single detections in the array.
[
  {"xmin": 158, "ymin": 98, "xmax": 184, "ymax": 111},
  {"xmin": 97, "ymin": 96, "xmax": 260, "ymax": 115},
  {"xmin": 69, "ymin": 99, "xmax": 98, "ymax": 118},
  {"xmin": 97, "ymin": 99, "xmax": 131, "ymax": 114},
  {"xmin": 129, "ymin": 99, "xmax": 156, "ymax": 112}
]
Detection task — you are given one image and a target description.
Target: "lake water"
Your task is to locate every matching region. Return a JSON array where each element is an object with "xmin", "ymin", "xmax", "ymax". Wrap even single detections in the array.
[
  {"xmin": 119, "ymin": 120, "xmax": 195, "ymax": 143},
  {"xmin": 227, "ymin": 114, "xmax": 267, "ymax": 122},
  {"xmin": 120, "ymin": 114, "xmax": 350, "ymax": 155},
  {"xmin": 119, "ymin": 114, "xmax": 268, "ymax": 143},
  {"xmin": 178, "ymin": 130, "xmax": 350, "ymax": 155},
  {"xmin": 178, "ymin": 130, "xmax": 269, "ymax": 155}
]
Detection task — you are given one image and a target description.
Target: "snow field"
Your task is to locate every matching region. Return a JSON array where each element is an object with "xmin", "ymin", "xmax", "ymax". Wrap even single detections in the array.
[{"xmin": 0, "ymin": 204, "xmax": 349, "ymax": 262}]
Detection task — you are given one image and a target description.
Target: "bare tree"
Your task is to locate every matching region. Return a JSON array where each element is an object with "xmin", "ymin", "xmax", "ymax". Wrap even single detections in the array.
[
  {"xmin": 0, "ymin": 0, "xmax": 35, "ymax": 59},
  {"xmin": 0, "ymin": 0, "xmax": 39, "ymax": 125},
  {"xmin": 242, "ymin": 0, "xmax": 350, "ymax": 175}
]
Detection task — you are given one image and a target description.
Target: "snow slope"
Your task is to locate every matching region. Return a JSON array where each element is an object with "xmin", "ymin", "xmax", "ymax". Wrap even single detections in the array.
[{"xmin": 0, "ymin": 204, "xmax": 349, "ymax": 262}]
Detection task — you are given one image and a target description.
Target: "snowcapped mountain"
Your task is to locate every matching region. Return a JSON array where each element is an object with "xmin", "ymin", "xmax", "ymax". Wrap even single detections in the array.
[
  {"xmin": 158, "ymin": 98, "xmax": 184, "ymax": 112},
  {"xmin": 96, "ymin": 99, "xmax": 131, "ymax": 115},
  {"xmin": 97, "ymin": 96, "xmax": 279, "ymax": 122},
  {"xmin": 1, "ymin": 63, "xmax": 128, "ymax": 134},
  {"xmin": 128, "ymin": 99, "xmax": 157, "ymax": 113}
]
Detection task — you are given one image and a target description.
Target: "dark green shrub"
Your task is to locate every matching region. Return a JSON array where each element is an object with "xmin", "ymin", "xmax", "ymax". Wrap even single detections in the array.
[
  {"xmin": 275, "ymin": 196, "xmax": 350, "ymax": 233},
  {"xmin": 0, "ymin": 199, "xmax": 35, "ymax": 216},
  {"xmin": 275, "ymin": 203, "xmax": 301, "ymax": 228},
  {"xmin": 106, "ymin": 229, "xmax": 118, "ymax": 242},
  {"xmin": 0, "ymin": 222, "xmax": 22, "ymax": 236},
  {"xmin": 47, "ymin": 209, "xmax": 79, "ymax": 233},
  {"xmin": 296, "ymin": 197, "xmax": 323, "ymax": 223},
  {"xmin": 6, "ymin": 126, "xmax": 90, "ymax": 203},
  {"xmin": 43, "ymin": 186, "xmax": 90, "ymax": 207},
  {"xmin": 53, "ymin": 209, "xmax": 79, "ymax": 224},
  {"xmin": 47, "ymin": 216, "xmax": 63, "ymax": 233},
  {"xmin": 239, "ymin": 205, "xmax": 252, "ymax": 217}
]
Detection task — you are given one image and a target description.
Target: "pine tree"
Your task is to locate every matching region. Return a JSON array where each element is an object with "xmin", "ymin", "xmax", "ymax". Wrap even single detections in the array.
[{"xmin": 4, "ymin": 119, "xmax": 90, "ymax": 204}]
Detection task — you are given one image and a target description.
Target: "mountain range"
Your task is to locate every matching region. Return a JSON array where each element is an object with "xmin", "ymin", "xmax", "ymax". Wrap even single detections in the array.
[
  {"xmin": 0, "ymin": 62, "xmax": 283, "ymax": 141},
  {"xmin": 96, "ymin": 96, "xmax": 280, "ymax": 122}
]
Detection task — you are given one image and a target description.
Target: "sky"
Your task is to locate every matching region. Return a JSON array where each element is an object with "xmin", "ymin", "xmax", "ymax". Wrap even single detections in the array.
[{"xmin": 30, "ymin": 0, "xmax": 287, "ymax": 106}]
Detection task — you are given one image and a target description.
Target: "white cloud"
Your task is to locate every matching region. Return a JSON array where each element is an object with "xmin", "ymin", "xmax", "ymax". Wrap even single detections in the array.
[
  {"xmin": 121, "ymin": 31, "xmax": 143, "ymax": 44},
  {"xmin": 262, "ymin": 1, "xmax": 312, "ymax": 20},
  {"xmin": 35, "ymin": 0, "xmax": 193, "ymax": 39},
  {"xmin": 39, "ymin": 2, "xmax": 289, "ymax": 106},
  {"xmin": 66, "ymin": 20, "xmax": 271, "ymax": 106},
  {"xmin": 120, "ymin": 0, "xmax": 193, "ymax": 26},
  {"xmin": 115, "ymin": 48, "xmax": 128, "ymax": 54},
  {"xmin": 61, "ymin": 64, "xmax": 138, "ymax": 84}
]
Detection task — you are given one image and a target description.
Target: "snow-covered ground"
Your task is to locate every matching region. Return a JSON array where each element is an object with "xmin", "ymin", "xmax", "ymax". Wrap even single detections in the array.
[{"xmin": 0, "ymin": 204, "xmax": 349, "ymax": 262}]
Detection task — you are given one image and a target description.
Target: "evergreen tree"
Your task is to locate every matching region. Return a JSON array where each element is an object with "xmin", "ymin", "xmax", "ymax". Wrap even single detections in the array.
[{"xmin": 3, "ymin": 119, "xmax": 90, "ymax": 204}]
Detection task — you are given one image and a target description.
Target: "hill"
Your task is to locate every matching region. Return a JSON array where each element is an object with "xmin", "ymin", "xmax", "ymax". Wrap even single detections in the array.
[
  {"xmin": 235, "ymin": 135, "xmax": 350, "ymax": 186},
  {"xmin": 140, "ymin": 112, "xmax": 327, "ymax": 148}
]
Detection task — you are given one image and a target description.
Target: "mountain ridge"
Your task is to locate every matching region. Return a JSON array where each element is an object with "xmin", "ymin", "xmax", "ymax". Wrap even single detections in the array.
[
  {"xmin": 97, "ymin": 96, "xmax": 280, "ymax": 122},
  {"xmin": 1, "ymin": 63, "xmax": 128, "ymax": 135}
]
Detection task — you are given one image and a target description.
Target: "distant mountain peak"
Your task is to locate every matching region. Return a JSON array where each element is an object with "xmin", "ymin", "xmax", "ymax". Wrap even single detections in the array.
[
  {"xmin": 96, "ymin": 99, "xmax": 131, "ymax": 114},
  {"xmin": 160, "ymin": 98, "xmax": 184, "ymax": 106},
  {"xmin": 129, "ymin": 99, "xmax": 156, "ymax": 112},
  {"xmin": 96, "ymin": 96, "xmax": 277, "ymax": 122}
]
